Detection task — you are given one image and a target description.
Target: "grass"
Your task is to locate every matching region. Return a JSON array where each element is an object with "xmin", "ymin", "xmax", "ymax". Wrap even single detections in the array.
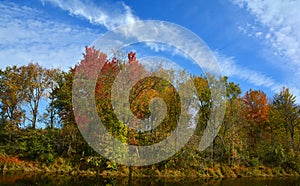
[{"xmin": 1, "ymin": 153, "xmax": 300, "ymax": 179}]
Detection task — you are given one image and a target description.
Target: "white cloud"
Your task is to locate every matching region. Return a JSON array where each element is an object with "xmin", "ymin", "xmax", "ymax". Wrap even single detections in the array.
[
  {"xmin": 142, "ymin": 42, "xmax": 191, "ymax": 60},
  {"xmin": 99, "ymin": 18, "xmax": 300, "ymax": 102},
  {"xmin": 0, "ymin": 2, "xmax": 100, "ymax": 70},
  {"xmin": 216, "ymin": 52, "xmax": 300, "ymax": 101},
  {"xmin": 41, "ymin": 0, "xmax": 139, "ymax": 30},
  {"xmin": 3, "ymin": 0, "xmax": 299, "ymax": 103},
  {"xmin": 38, "ymin": 0, "xmax": 218, "ymax": 77},
  {"xmin": 139, "ymin": 56, "xmax": 183, "ymax": 73},
  {"xmin": 95, "ymin": 20, "xmax": 224, "ymax": 77},
  {"xmin": 232, "ymin": 0, "xmax": 300, "ymax": 76},
  {"xmin": 231, "ymin": 0, "xmax": 300, "ymax": 101},
  {"xmin": 216, "ymin": 52, "xmax": 281, "ymax": 90},
  {"xmin": 255, "ymin": 31, "xmax": 263, "ymax": 38}
]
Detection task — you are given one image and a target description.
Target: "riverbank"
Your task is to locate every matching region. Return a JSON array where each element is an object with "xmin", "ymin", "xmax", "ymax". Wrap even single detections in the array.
[
  {"xmin": 1, "ymin": 172, "xmax": 299, "ymax": 186},
  {"xmin": 1, "ymin": 154, "xmax": 299, "ymax": 179}
]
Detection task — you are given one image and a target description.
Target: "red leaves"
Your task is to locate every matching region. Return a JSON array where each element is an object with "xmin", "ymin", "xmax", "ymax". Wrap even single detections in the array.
[
  {"xmin": 75, "ymin": 114, "xmax": 90, "ymax": 127},
  {"xmin": 128, "ymin": 51, "xmax": 138, "ymax": 63},
  {"xmin": 74, "ymin": 46, "xmax": 108, "ymax": 80}
]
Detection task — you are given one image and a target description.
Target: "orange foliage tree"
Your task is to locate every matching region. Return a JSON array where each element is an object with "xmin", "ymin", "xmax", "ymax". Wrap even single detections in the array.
[{"xmin": 242, "ymin": 89, "xmax": 269, "ymax": 151}]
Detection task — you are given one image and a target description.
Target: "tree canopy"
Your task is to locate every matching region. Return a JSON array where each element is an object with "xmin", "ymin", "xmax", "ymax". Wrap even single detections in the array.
[{"xmin": 0, "ymin": 46, "xmax": 299, "ymax": 177}]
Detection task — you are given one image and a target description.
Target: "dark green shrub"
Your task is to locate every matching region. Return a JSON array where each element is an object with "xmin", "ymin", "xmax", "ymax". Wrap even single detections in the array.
[{"xmin": 250, "ymin": 157, "xmax": 259, "ymax": 167}]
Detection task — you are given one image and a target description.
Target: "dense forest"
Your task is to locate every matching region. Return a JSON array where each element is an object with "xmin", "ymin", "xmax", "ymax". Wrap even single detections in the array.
[{"xmin": 0, "ymin": 46, "xmax": 299, "ymax": 178}]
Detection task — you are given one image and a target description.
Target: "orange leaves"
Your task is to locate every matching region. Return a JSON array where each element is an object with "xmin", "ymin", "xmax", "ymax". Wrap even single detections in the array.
[
  {"xmin": 242, "ymin": 89, "xmax": 269, "ymax": 148},
  {"xmin": 243, "ymin": 89, "xmax": 269, "ymax": 124},
  {"xmin": 0, "ymin": 155, "xmax": 22, "ymax": 165}
]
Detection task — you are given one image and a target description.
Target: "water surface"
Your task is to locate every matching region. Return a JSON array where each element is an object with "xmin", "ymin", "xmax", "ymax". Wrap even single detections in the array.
[{"xmin": 0, "ymin": 173, "xmax": 299, "ymax": 186}]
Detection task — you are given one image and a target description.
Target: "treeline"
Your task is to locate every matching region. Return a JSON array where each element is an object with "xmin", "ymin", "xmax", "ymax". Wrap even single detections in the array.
[{"xmin": 0, "ymin": 46, "xmax": 299, "ymax": 177}]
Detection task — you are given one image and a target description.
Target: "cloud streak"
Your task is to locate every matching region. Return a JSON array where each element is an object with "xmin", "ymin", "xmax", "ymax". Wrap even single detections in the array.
[
  {"xmin": 230, "ymin": 0, "xmax": 300, "ymax": 102},
  {"xmin": 232, "ymin": 0, "xmax": 300, "ymax": 79},
  {"xmin": 217, "ymin": 52, "xmax": 300, "ymax": 102},
  {"xmin": 216, "ymin": 52, "xmax": 282, "ymax": 91},
  {"xmin": 41, "ymin": 0, "xmax": 139, "ymax": 30},
  {"xmin": 0, "ymin": 0, "xmax": 140, "ymax": 70},
  {"xmin": 0, "ymin": 2, "xmax": 100, "ymax": 70},
  {"xmin": 2, "ymin": 0, "xmax": 299, "ymax": 102}
]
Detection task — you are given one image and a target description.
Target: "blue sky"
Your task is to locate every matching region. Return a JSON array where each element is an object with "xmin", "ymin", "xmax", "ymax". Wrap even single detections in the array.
[{"xmin": 1, "ymin": 0, "xmax": 300, "ymax": 102}]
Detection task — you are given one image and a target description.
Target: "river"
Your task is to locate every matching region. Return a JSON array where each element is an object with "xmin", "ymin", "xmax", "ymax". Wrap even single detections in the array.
[{"xmin": 0, "ymin": 173, "xmax": 299, "ymax": 185}]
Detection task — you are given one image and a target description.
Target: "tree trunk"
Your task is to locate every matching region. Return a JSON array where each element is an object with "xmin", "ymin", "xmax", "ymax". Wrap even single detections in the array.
[{"xmin": 290, "ymin": 128, "xmax": 295, "ymax": 150}]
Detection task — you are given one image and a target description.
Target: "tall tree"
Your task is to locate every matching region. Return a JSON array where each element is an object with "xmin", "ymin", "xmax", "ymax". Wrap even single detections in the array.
[
  {"xmin": 242, "ymin": 89, "xmax": 269, "ymax": 151},
  {"xmin": 0, "ymin": 66, "xmax": 26, "ymax": 129},
  {"xmin": 53, "ymin": 46, "xmax": 110, "ymax": 157},
  {"xmin": 53, "ymin": 70, "xmax": 75, "ymax": 127},
  {"xmin": 43, "ymin": 68, "xmax": 61, "ymax": 129},
  {"xmin": 21, "ymin": 63, "xmax": 52, "ymax": 129},
  {"xmin": 272, "ymin": 87, "xmax": 299, "ymax": 150},
  {"xmin": 219, "ymin": 77, "xmax": 242, "ymax": 165}
]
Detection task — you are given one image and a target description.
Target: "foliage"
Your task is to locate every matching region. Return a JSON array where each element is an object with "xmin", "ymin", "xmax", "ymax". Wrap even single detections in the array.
[{"xmin": 0, "ymin": 47, "xmax": 299, "ymax": 177}]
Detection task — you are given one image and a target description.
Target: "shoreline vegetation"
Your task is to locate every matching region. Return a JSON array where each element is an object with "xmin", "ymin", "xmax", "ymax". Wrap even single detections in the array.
[
  {"xmin": 1, "ymin": 47, "xmax": 300, "ymax": 182},
  {"xmin": 1, "ymin": 152, "xmax": 299, "ymax": 179},
  {"xmin": 1, "ymin": 155, "xmax": 300, "ymax": 179}
]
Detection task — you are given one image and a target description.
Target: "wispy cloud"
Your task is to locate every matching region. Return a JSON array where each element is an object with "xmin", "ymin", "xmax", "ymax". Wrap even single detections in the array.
[
  {"xmin": 40, "ymin": 1, "xmax": 192, "ymax": 61},
  {"xmin": 0, "ymin": 2, "xmax": 100, "ymax": 70},
  {"xmin": 3, "ymin": 0, "xmax": 299, "ymax": 102},
  {"xmin": 39, "ymin": 0, "xmax": 220, "ymax": 76},
  {"xmin": 41, "ymin": 0, "xmax": 139, "ymax": 30},
  {"xmin": 216, "ymin": 52, "xmax": 300, "ymax": 101},
  {"xmin": 231, "ymin": 0, "xmax": 300, "ymax": 80},
  {"xmin": 216, "ymin": 52, "xmax": 282, "ymax": 91}
]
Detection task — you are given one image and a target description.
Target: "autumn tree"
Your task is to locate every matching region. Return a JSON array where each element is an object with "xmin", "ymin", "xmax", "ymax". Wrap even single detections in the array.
[
  {"xmin": 272, "ymin": 87, "xmax": 299, "ymax": 150},
  {"xmin": 1, "ymin": 46, "xmax": 300, "ymax": 173},
  {"xmin": 52, "ymin": 69, "xmax": 81, "ymax": 156},
  {"xmin": 242, "ymin": 89, "xmax": 268, "ymax": 153},
  {"xmin": 53, "ymin": 70, "xmax": 75, "ymax": 127},
  {"xmin": 190, "ymin": 75, "xmax": 229, "ymax": 163},
  {"xmin": 0, "ymin": 69, "xmax": 3, "ymax": 125},
  {"xmin": 0, "ymin": 66, "xmax": 26, "ymax": 129},
  {"xmin": 193, "ymin": 76, "xmax": 211, "ymax": 134},
  {"xmin": 267, "ymin": 103, "xmax": 282, "ymax": 146},
  {"xmin": 219, "ymin": 77, "xmax": 243, "ymax": 165},
  {"xmin": 43, "ymin": 68, "xmax": 61, "ymax": 129},
  {"xmin": 19, "ymin": 63, "xmax": 55, "ymax": 128}
]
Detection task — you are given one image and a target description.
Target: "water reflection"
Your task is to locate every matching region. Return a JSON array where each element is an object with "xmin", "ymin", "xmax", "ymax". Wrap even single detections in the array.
[{"xmin": 0, "ymin": 173, "xmax": 299, "ymax": 186}]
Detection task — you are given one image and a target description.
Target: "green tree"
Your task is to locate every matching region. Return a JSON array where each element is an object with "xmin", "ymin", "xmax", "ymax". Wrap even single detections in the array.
[
  {"xmin": 43, "ymin": 68, "xmax": 61, "ymax": 129},
  {"xmin": 272, "ymin": 87, "xmax": 299, "ymax": 150},
  {"xmin": 53, "ymin": 70, "xmax": 75, "ymax": 127},
  {"xmin": 52, "ymin": 69, "xmax": 80, "ymax": 156},
  {"xmin": 20, "ymin": 63, "xmax": 55, "ymax": 129},
  {"xmin": 219, "ymin": 77, "xmax": 242, "ymax": 165},
  {"xmin": 0, "ymin": 66, "xmax": 26, "ymax": 129}
]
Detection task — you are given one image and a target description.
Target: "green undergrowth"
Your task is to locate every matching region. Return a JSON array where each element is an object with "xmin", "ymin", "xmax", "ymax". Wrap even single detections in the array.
[{"xmin": 1, "ymin": 154, "xmax": 299, "ymax": 178}]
